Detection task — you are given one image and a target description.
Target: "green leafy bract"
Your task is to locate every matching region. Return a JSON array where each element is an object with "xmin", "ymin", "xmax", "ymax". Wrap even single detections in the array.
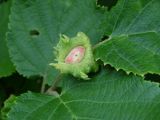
[
  {"xmin": 95, "ymin": 0, "xmax": 160, "ymax": 75},
  {"xmin": 50, "ymin": 32, "xmax": 98, "ymax": 80}
]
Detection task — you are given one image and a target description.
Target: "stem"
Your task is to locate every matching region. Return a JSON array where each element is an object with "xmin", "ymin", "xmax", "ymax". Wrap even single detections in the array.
[
  {"xmin": 51, "ymin": 73, "xmax": 61, "ymax": 89},
  {"xmin": 92, "ymin": 36, "xmax": 111, "ymax": 50},
  {"xmin": 41, "ymin": 71, "xmax": 49, "ymax": 93},
  {"xmin": 41, "ymin": 77, "xmax": 46, "ymax": 94},
  {"xmin": 46, "ymin": 73, "xmax": 62, "ymax": 95}
]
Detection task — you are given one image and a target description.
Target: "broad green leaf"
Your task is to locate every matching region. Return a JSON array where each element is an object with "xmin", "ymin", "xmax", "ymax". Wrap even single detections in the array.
[
  {"xmin": 95, "ymin": 0, "xmax": 160, "ymax": 75},
  {"xmin": 7, "ymin": 0, "xmax": 106, "ymax": 84},
  {"xmin": 0, "ymin": 0, "xmax": 15, "ymax": 77},
  {"xmin": 7, "ymin": 68, "xmax": 160, "ymax": 120}
]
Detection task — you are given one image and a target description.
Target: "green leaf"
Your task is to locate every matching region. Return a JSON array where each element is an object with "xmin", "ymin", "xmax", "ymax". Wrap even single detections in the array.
[
  {"xmin": 1, "ymin": 95, "xmax": 17, "ymax": 120},
  {"xmin": 95, "ymin": 0, "xmax": 160, "ymax": 75},
  {"xmin": 0, "ymin": 0, "xmax": 15, "ymax": 77},
  {"xmin": 7, "ymin": 68, "xmax": 160, "ymax": 120},
  {"xmin": 7, "ymin": 0, "xmax": 105, "ymax": 84}
]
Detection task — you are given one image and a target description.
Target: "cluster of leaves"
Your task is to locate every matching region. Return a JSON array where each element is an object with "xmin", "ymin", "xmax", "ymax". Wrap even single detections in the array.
[{"xmin": 0, "ymin": 0, "xmax": 160, "ymax": 119}]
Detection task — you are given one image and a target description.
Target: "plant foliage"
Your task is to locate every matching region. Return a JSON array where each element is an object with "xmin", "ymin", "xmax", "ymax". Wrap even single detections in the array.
[
  {"xmin": 0, "ymin": 0, "xmax": 15, "ymax": 77},
  {"xmin": 0, "ymin": 0, "xmax": 160, "ymax": 120}
]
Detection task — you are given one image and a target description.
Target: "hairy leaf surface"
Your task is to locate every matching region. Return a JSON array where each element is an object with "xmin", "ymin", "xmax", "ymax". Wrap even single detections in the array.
[
  {"xmin": 95, "ymin": 0, "xmax": 160, "ymax": 75},
  {"xmin": 7, "ymin": 68, "xmax": 160, "ymax": 120}
]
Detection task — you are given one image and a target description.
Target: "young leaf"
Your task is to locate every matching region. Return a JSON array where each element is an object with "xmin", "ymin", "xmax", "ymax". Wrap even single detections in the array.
[
  {"xmin": 95, "ymin": 0, "xmax": 160, "ymax": 75},
  {"xmin": 0, "ymin": 0, "xmax": 15, "ymax": 77},
  {"xmin": 7, "ymin": 0, "xmax": 106, "ymax": 84},
  {"xmin": 7, "ymin": 68, "xmax": 160, "ymax": 120}
]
